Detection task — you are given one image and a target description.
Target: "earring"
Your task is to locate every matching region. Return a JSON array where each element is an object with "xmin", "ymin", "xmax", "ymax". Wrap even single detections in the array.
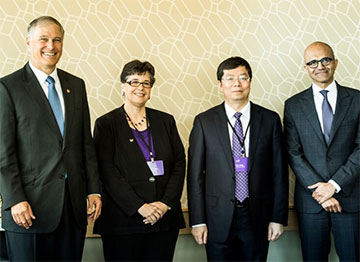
[{"xmin": 121, "ymin": 90, "xmax": 125, "ymax": 96}]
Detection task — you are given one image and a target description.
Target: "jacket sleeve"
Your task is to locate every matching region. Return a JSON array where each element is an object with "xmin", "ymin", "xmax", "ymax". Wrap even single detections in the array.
[
  {"xmin": 80, "ymin": 80, "xmax": 101, "ymax": 195},
  {"xmin": 270, "ymin": 114, "xmax": 289, "ymax": 226},
  {"xmin": 331, "ymin": 92, "xmax": 360, "ymax": 194},
  {"xmin": 0, "ymin": 80, "xmax": 27, "ymax": 210},
  {"xmin": 187, "ymin": 115, "xmax": 207, "ymax": 226},
  {"xmin": 160, "ymin": 115, "xmax": 186, "ymax": 209}
]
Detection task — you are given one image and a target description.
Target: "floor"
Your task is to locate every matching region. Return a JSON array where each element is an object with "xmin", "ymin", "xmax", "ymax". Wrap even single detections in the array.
[
  {"xmin": 82, "ymin": 232, "xmax": 340, "ymax": 261},
  {"xmin": 0, "ymin": 231, "xmax": 340, "ymax": 261}
]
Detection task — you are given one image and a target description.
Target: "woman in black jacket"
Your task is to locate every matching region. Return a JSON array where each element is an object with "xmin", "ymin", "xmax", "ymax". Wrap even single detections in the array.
[{"xmin": 93, "ymin": 60, "xmax": 186, "ymax": 261}]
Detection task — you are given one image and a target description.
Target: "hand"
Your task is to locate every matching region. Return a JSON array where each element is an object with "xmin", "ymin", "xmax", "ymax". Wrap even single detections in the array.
[
  {"xmin": 268, "ymin": 222, "xmax": 284, "ymax": 241},
  {"xmin": 308, "ymin": 182, "xmax": 335, "ymax": 204},
  {"xmin": 87, "ymin": 195, "xmax": 102, "ymax": 222},
  {"xmin": 11, "ymin": 201, "xmax": 35, "ymax": 229},
  {"xmin": 138, "ymin": 203, "xmax": 162, "ymax": 225},
  {"xmin": 192, "ymin": 225, "xmax": 208, "ymax": 245},
  {"xmin": 149, "ymin": 201, "xmax": 169, "ymax": 218},
  {"xmin": 321, "ymin": 197, "xmax": 342, "ymax": 213},
  {"xmin": 142, "ymin": 202, "xmax": 168, "ymax": 224}
]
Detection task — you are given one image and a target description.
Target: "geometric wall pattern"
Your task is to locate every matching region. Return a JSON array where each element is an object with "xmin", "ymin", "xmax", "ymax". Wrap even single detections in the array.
[{"xmin": 1, "ymin": 0, "xmax": 359, "ymax": 207}]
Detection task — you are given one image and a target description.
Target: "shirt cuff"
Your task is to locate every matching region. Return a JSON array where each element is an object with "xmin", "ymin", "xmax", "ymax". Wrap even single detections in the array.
[
  {"xmin": 192, "ymin": 223, "xmax": 206, "ymax": 228},
  {"xmin": 88, "ymin": 193, "xmax": 101, "ymax": 197},
  {"xmin": 328, "ymin": 179, "xmax": 341, "ymax": 193}
]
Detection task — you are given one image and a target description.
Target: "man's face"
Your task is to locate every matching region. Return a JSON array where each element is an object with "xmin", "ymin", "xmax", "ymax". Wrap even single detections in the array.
[
  {"xmin": 26, "ymin": 22, "xmax": 63, "ymax": 74},
  {"xmin": 219, "ymin": 66, "xmax": 251, "ymax": 106},
  {"xmin": 304, "ymin": 43, "xmax": 337, "ymax": 88}
]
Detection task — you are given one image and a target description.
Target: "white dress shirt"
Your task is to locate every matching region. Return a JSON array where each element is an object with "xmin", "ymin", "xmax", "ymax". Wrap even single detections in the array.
[
  {"xmin": 224, "ymin": 101, "xmax": 250, "ymax": 157},
  {"xmin": 312, "ymin": 81, "xmax": 337, "ymax": 133}
]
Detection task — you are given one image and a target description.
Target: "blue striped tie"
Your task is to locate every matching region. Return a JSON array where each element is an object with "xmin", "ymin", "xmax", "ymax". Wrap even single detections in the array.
[
  {"xmin": 320, "ymin": 90, "xmax": 333, "ymax": 144},
  {"xmin": 46, "ymin": 76, "xmax": 64, "ymax": 137}
]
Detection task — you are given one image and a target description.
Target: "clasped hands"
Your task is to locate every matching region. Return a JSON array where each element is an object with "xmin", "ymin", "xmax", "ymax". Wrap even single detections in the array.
[
  {"xmin": 308, "ymin": 182, "xmax": 342, "ymax": 213},
  {"xmin": 138, "ymin": 201, "xmax": 169, "ymax": 225}
]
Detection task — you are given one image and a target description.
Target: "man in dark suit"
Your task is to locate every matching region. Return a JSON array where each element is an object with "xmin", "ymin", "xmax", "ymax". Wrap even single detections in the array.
[
  {"xmin": 284, "ymin": 41, "xmax": 360, "ymax": 261},
  {"xmin": 0, "ymin": 16, "xmax": 102, "ymax": 261},
  {"xmin": 187, "ymin": 56, "xmax": 288, "ymax": 261}
]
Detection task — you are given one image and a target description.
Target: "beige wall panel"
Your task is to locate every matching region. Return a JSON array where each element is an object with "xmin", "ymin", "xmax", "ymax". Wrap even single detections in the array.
[{"xmin": 1, "ymin": 0, "xmax": 359, "ymax": 208}]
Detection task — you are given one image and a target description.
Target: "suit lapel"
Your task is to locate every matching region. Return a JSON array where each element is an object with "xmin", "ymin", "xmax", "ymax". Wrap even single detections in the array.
[
  {"xmin": 58, "ymin": 69, "xmax": 74, "ymax": 145},
  {"xmin": 146, "ymin": 109, "xmax": 164, "ymax": 161},
  {"xmin": 117, "ymin": 106, "xmax": 142, "ymax": 154},
  {"xmin": 299, "ymin": 87, "xmax": 325, "ymax": 143},
  {"xmin": 23, "ymin": 64, "xmax": 62, "ymax": 142},
  {"xmin": 117, "ymin": 106, "xmax": 153, "ymax": 171},
  {"xmin": 214, "ymin": 103, "xmax": 234, "ymax": 171},
  {"xmin": 248, "ymin": 103, "xmax": 262, "ymax": 173},
  {"xmin": 328, "ymin": 84, "xmax": 352, "ymax": 145}
]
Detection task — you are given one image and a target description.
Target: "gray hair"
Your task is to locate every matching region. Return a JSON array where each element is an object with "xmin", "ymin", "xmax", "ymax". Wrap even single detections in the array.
[{"xmin": 27, "ymin": 16, "xmax": 65, "ymax": 38}]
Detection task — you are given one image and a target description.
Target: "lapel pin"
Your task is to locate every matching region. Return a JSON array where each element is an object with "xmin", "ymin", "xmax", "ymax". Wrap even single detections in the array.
[
  {"xmin": 66, "ymin": 89, "xmax": 70, "ymax": 93},
  {"xmin": 129, "ymin": 138, "xmax": 134, "ymax": 142}
]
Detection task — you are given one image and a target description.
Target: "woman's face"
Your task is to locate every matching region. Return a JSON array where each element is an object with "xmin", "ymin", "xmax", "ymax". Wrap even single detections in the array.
[{"xmin": 123, "ymin": 71, "xmax": 152, "ymax": 107}]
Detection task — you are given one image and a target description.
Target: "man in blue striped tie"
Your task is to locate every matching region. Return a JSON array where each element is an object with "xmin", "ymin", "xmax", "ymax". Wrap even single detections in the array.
[{"xmin": 0, "ymin": 16, "xmax": 102, "ymax": 261}]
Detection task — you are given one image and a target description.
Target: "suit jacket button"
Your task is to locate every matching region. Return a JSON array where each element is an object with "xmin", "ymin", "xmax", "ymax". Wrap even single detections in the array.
[{"xmin": 149, "ymin": 177, "xmax": 155, "ymax": 183}]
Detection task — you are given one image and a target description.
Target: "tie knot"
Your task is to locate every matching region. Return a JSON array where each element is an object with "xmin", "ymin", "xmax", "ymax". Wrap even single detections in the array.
[
  {"xmin": 234, "ymin": 112, "xmax": 242, "ymax": 120},
  {"xmin": 46, "ymin": 76, "xmax": 55, "ymax": 85},
  {"xmin": 320, "ymin": 90, "xmax": 329, "ymax": 98}
]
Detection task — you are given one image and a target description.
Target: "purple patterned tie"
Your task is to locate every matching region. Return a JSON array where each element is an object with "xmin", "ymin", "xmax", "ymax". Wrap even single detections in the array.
[
  {"xmin": 232, "ymin": 112, "xmax": 249, "ymax": 202},
  {"xmin": 320, "ymin": 90, "xmax": 333, "ymax": 144}
]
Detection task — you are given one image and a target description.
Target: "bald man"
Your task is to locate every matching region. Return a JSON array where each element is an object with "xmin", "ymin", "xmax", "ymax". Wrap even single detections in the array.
[{"xmin": 284, "ymin": 41, "xmax": 360, "ymax": 261}]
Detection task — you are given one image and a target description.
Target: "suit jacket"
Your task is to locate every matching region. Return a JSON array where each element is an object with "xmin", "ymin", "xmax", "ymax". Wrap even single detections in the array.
[
  {"xmin": 93, "ymin": 106, "xmax": 186, "ymax": 235},
  {"xmin": 284, "ymin": 82, "xmax": 360, "ymax": 213},
  {"xmin": 187, "ymin": 102, "xmax": 288, "ymax": 243},
  {"xmin": 0, "ymin": 63, "xmax": 100, "ymax": 233}
]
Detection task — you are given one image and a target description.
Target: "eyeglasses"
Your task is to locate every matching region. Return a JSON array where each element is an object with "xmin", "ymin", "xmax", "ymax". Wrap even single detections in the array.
[
  {"xmin": 126, "ymin": 80, "xmax": 152, "ymax": 88},
  {"xmin": 305, "ymin": 57, "xmax": 334, "ymax": 68},
  {"xmin": 222, "ymin": 75, "xmax": 250, "ymax": 85}
]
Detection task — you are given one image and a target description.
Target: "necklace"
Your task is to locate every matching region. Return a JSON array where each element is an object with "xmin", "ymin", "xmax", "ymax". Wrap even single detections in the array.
[{"xmin": 126, "ymin": 114, "xmax": 146, "ymax": 127}]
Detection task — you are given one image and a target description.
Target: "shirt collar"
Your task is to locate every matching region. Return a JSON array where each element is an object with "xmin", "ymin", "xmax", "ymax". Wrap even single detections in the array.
[
  {"xmin": 312, "ymin": 80, "xmax": 337, "ymax": 96},
  {"xmin": 29, "ymin": 61, "xmax": 59, "ymax": 85},
  {"xmin": 224, "ymin": 101, "xmax": 251, "ymax": 121}
]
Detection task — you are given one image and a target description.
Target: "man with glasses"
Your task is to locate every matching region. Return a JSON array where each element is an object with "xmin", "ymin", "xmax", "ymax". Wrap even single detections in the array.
[
  {"xmin": 284, "ymin": 41, "xmax": 360, "ymax": 261},
  {"xmin": 187, "ymin": 56, "xmax": 288, "ymax": 261}
]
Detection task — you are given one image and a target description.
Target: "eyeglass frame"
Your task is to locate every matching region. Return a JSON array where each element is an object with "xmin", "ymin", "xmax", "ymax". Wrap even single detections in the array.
[
  {"xmin": 126, "ymin": 80, "xmax": 153, "ymax": 88},
  {"xmin": 221, "ymin": 75, "xmax": 251, "ymax": 85},
  {"xmin": 305, "ymin": 57, "xmax": 334, "ymax": 68}
]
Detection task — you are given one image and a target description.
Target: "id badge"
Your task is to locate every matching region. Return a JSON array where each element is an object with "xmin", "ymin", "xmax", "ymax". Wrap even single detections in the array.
[
  {"xmin": 147, "ymin": 160, "xmax": 164, "ymax": 176},
  {"xmin": 234, "ymin": 156, "xmax": 248, "ymax": 172}
]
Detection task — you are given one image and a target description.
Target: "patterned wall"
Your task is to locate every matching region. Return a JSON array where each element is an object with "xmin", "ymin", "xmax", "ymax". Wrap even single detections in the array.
[{"xmin": 1, "ymin": 0, "xmax": 359, "ymax": 207}]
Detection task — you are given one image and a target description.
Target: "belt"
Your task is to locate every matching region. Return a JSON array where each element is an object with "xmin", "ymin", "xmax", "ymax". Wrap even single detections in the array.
[{"xmin": 234, "ymin": 198, "xmax": 249, "ymax": 208}]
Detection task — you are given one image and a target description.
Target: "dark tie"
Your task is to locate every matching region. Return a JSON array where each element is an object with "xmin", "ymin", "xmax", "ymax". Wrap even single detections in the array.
[
  {"xmin": 320, "ymin": 90, "xmax": 333, "ymax": 144},
  {"xmin": 232, "ymin": 112, "xmax": 249, "ymax": 202},
  {"xmin": 46, "ymin": 76, "xmax": 64, "ymax": 137}
]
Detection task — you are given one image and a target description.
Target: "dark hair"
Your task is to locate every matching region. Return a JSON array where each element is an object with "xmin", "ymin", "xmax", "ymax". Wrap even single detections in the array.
[
  {"xmin": 28, "ymin": 16, "xmax": 64, "ymax": 37},
  {"xmin": 217, "ymin": 56, "xmax": 252, "ymax": 81},
  {"xmin": 120, "ymin": 60, "xmax": 156, "ymax": 86}
]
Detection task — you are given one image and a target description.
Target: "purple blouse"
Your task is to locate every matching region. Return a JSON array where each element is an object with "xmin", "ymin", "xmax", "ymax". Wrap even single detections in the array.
[{"xmin": 131, "ymin": 128, "xmax": 155, "ymax": 161}]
